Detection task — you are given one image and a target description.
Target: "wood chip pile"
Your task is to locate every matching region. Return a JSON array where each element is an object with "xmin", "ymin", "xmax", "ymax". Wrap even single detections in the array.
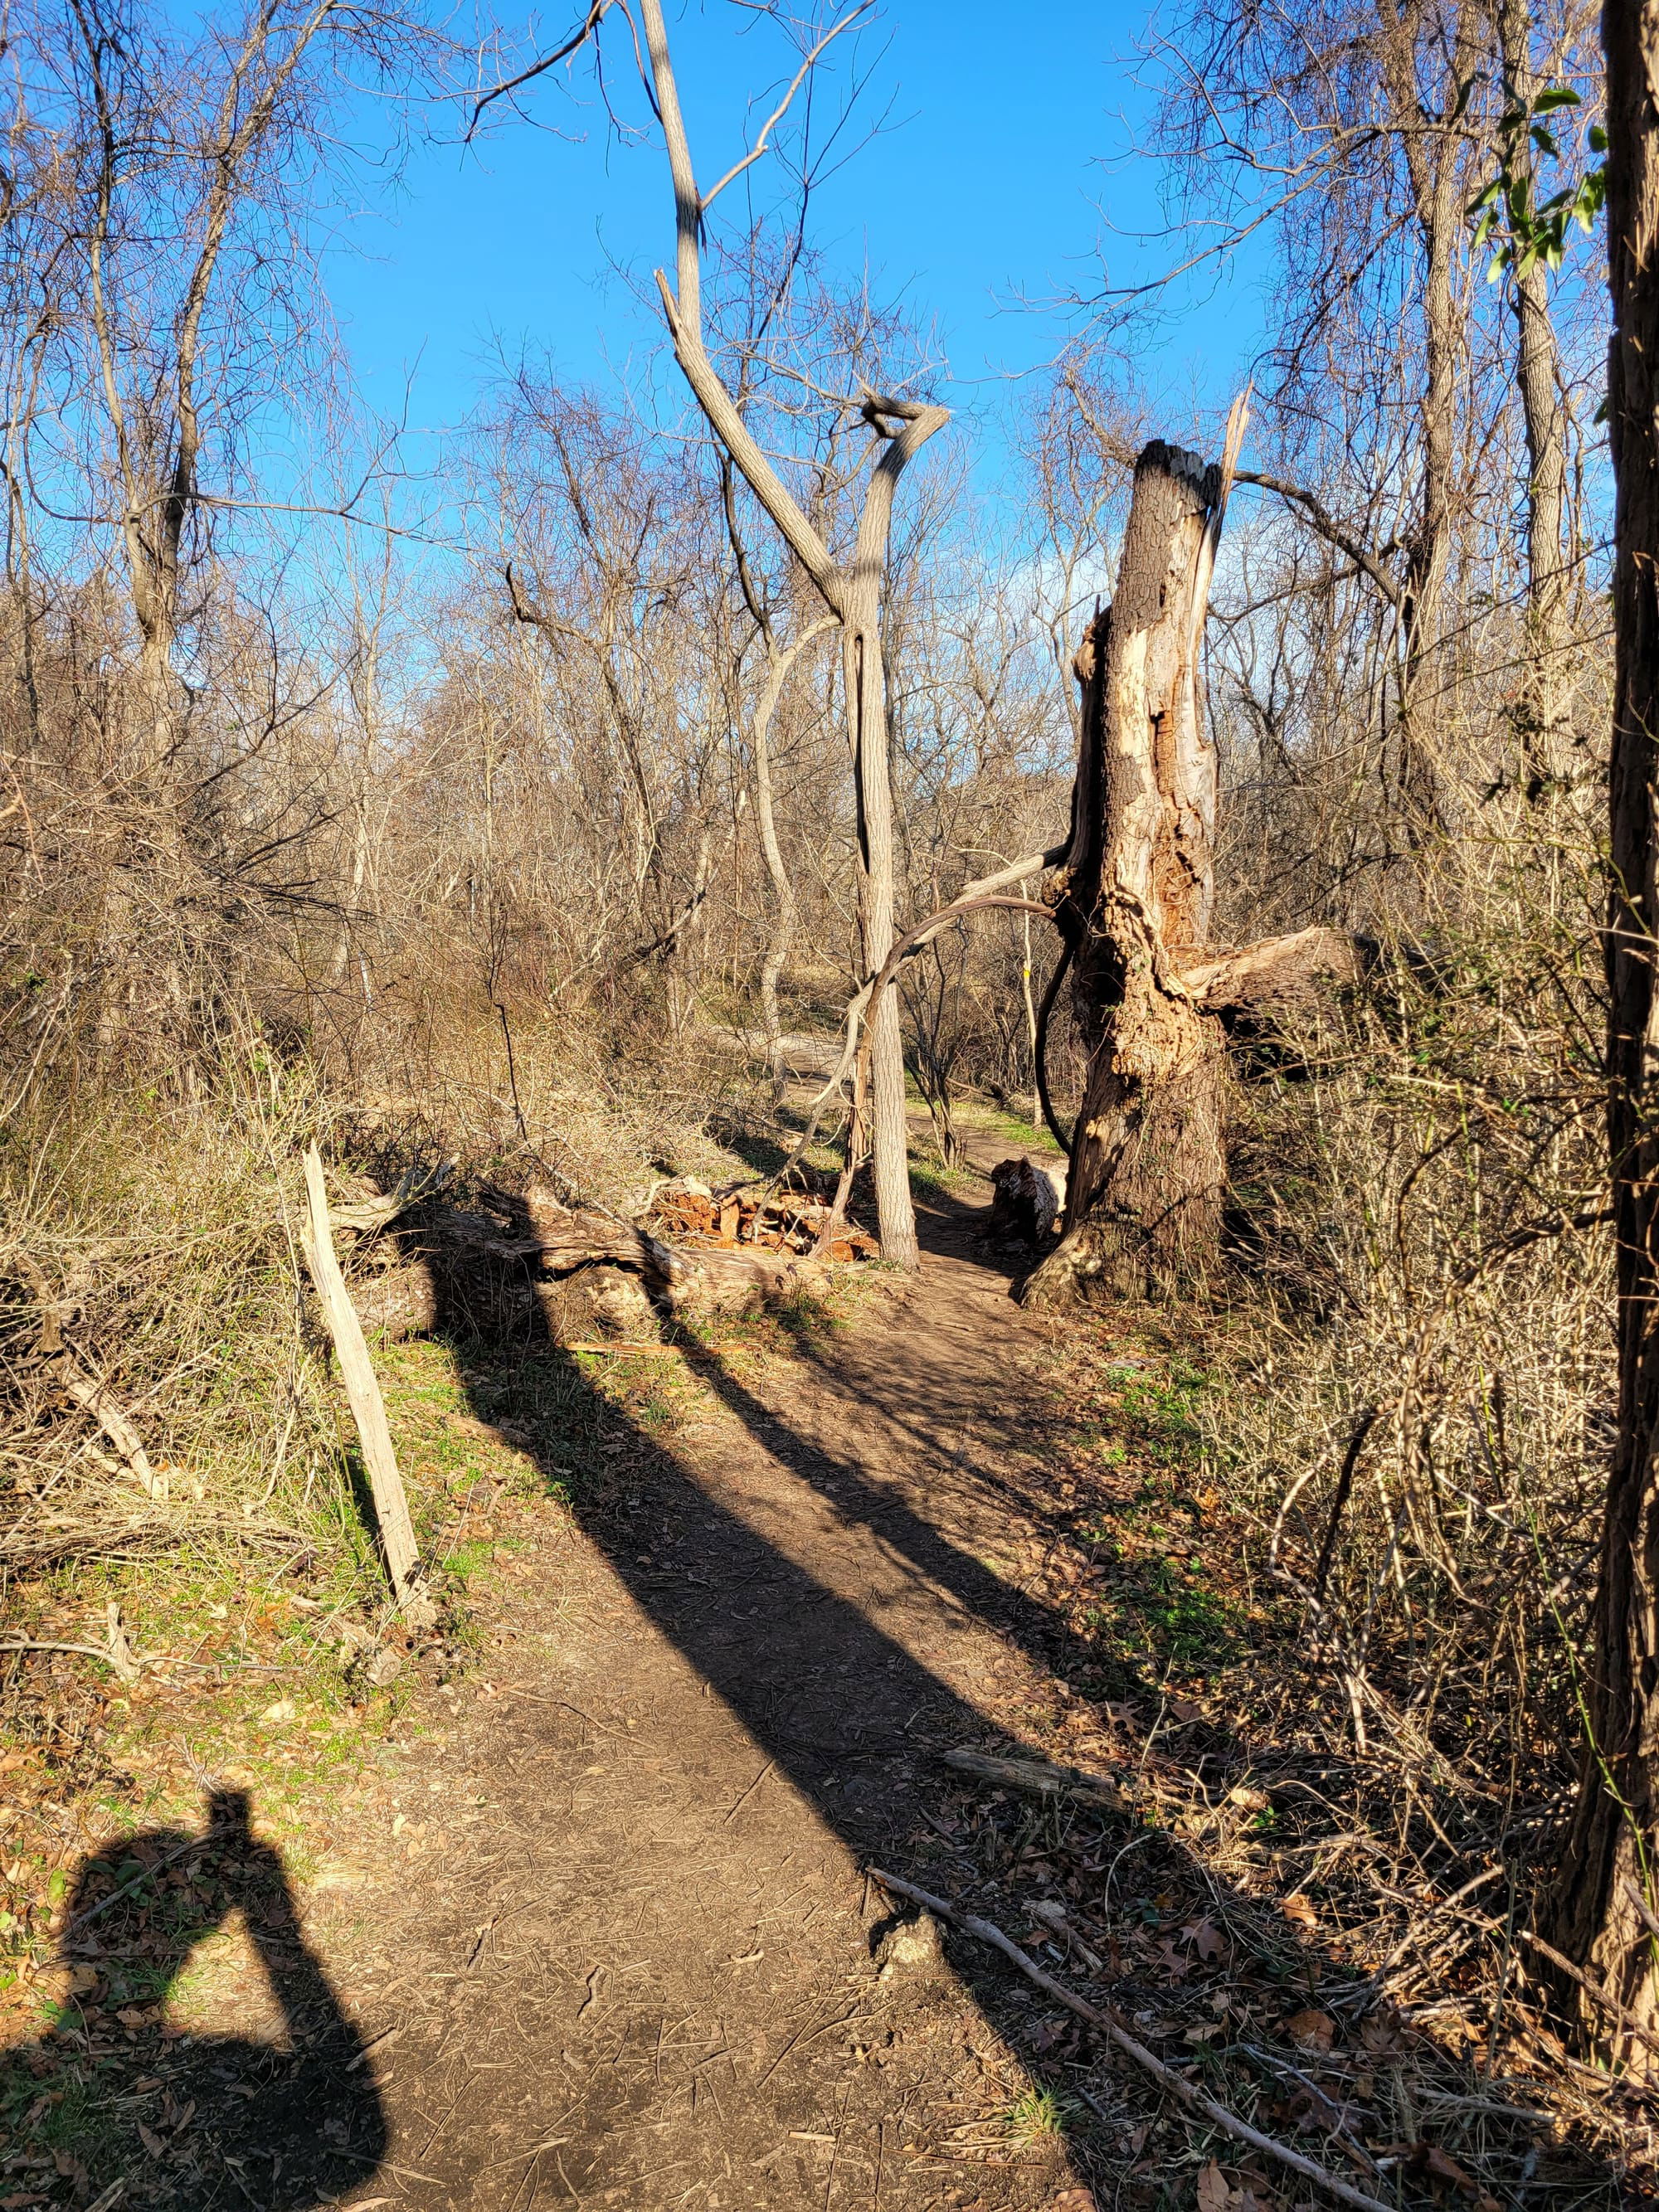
[{"xmin": 649, "ymin": 1176, "xmax": 878, "ymax": 1263}]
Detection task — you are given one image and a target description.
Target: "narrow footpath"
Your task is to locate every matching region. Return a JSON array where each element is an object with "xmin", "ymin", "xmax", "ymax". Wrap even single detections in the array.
[{"xmin": 298, "ymin": 1158, "xmax": 1097, "ymax": 2210}]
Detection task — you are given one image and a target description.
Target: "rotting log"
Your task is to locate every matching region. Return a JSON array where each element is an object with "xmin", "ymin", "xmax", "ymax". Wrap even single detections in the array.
[
  {"xmin": 348, "ymin": 1176, "xmax": 833, "ymax": 1345},
  {"xmin": 941, "ymin": 1745, "xmax": 1126, "ymax": 1812}
]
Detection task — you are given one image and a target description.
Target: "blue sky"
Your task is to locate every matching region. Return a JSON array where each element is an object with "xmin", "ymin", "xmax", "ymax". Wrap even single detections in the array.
[{"xmin": 324, "ymin": 0, "xmax": 1266, "ymax": 499}]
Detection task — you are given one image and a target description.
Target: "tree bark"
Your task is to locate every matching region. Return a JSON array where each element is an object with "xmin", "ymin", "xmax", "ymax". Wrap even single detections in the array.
[
  {"xmin": 752, "ymin": 620, "xmax": 831, "ymax": 1103},
  {"xmin": 1379, "ymin": 0, "xmax": 1479, "ymax": 826},
  {"xmin": 1546, "ymin": 0, "xmax": 1659, "ymax": 2067},
  {"xmin": 1023, "ymin": 439, "xmax": 1233, "ymax": 1306},
  {"xmin": 1497, "ymin": 0, "xmax": 1573, "ymax": 781}
]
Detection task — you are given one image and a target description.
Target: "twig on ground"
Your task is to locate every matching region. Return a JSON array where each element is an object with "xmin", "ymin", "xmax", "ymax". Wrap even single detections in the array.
[
  {"xmin": 1519, "ymin": 1929, "xmax": 1659, "ymax": 2067},
  {"xmin": 868, "ymin": 1866, "xmax": 1396, "ymax": 2212},
  {"xmin": 941, "ymin": 1744, "xmax": 1127, "ymax": 1812}
]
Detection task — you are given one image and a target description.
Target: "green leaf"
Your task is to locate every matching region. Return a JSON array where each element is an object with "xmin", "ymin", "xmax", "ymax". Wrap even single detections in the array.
[
  {"xmin": 1590, "ymin": 123, "xmax": 1608, "ymax": 153},
  {"xmin": 1530, "ymin": 124, "xmax": 1559, "ymax": 157},
  {"xmin": 1532, "ymin": 86, "xmax": 1582, "ymax": 112}
]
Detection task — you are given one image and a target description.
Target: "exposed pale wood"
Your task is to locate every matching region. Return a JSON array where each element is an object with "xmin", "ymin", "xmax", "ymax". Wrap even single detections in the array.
[
  {"xmin": 61, "ymin": 1370, "xmax": 165, "ymax": 1500},
  {"xmin": 300, "ymin": 1143, "xmax": 422, "ymax": 1607},
  {"xmin": 1180, "ymin": 925, "xmax": 1359, "ymax": 1010},
  {"xmin": 869, "ymin": 1867, "xmax": 1394, "ymax": 2212},
  {"xmin": 1024, "ymin": 434, "xmax": 1236, "ymax": 1304},
  {"xmin": 328, "ymin": 1160, "xmax": 453, "ymax": 1236}
]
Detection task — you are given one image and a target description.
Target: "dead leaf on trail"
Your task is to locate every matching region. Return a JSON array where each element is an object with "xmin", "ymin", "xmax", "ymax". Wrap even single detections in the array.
[
  {"xmin": 1196, "ymin": 2159, "xmax": 1230, "ymax": 2212},
  {"xmin": 1408, "ymin": 2141, "xmax": 1501, "ymax": 2210},
  {"xmin": 1282, "ymin": 1893, "xmax": 1319, "ymax": 1929},
  {"xmin": 260, "ymin": 1697, "xmax": 297, "ymax": 1723},
  {"xmin": 137, "ymin": 2122, "xmax": 167, "ymax": 2159},
  {"xmin": 1048, "ymin": 2194, "xmax": 1098, "ymax": 2212},
  {"xmin": 1283, "ymin": 2006, "xmax": 1335, "ymax": 2053},
  {"xmin": 1152, "ymin": 1935, "xmax": 1193, "ymax": 1980},
  {"xmin": 1183, "ymin": 1915, "xmax": 1225, "ymax": 1959}
]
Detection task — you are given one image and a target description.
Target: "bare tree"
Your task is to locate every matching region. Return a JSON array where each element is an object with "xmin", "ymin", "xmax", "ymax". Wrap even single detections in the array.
[{"xmin": 484, "ymin": 0, "xmax": 947, "ymax": 1266}]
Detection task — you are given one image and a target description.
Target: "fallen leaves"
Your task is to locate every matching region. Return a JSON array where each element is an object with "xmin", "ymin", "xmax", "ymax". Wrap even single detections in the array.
[
  {"xmin": 1282, "ymin": 2006, "xmax": 1336, "ymax": 2054},
  {"xmin": 1185, "ymin": 1915, "xmax": 1226, "ymax": 1960},
  {"xmin": 1408, "ymin": 2140, "xmax": 1502, "ymax": 2211}
]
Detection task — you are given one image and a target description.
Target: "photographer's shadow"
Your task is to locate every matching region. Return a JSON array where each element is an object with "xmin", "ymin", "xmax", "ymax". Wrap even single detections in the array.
[{"xmin": 2, "ymin": 1788, "xmax": 385, "ymax": 2210}]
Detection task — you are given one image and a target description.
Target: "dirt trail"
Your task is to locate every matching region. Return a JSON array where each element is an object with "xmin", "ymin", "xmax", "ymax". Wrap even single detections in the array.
[{"xmin": 272, "ymin": 1147, "xmax": 1090, "ymax": 2210}]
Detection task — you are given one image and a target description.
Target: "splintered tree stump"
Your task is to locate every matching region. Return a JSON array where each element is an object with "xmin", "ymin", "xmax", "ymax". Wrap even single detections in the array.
[{"xmin": 1024, "ymin": 438, "xmax": 1235, "ymax": 1307}]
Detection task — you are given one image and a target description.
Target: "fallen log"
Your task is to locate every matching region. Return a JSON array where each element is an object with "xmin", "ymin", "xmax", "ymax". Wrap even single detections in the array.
[
  {"xmin": 353, "ymin": 1259, "xmax": 440, "ymax": 1343},
  {"xmin": 941, "ymin": 1745, "xmax": 1128, "ymax": 1813},
  {"xmin": 338, "ymin": 1171, "xmax": 843, "ymax": 1348}
]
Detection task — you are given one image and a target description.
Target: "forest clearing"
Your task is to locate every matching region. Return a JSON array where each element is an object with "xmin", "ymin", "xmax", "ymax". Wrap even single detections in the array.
[{"xmin": 2, "ymin": 0, "xmax": 1656, "ymax": 2205}]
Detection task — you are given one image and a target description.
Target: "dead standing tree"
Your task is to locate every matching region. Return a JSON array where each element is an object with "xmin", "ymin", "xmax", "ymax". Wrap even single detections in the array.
[
  {"xmin": 1024, "ymin": 414, "xmax": 1353, "ymax": 1306},
  {"xmin": 1022, "ymin": 437, "xmax": 1233, "ymax": 1303},
  {"xmin": 481, "ymin": 0, "xmax": 942, "ymax": 1270}
]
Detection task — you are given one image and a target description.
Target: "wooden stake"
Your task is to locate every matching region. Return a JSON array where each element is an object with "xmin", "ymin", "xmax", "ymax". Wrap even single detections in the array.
[{"xmin": 300, "ymin": 1142, "xmax": 422, "ymax": 1607}]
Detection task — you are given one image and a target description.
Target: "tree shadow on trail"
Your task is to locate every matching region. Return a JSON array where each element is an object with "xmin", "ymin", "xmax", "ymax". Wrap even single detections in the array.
[
  {"xmin": 390, "ymin": 1174, "xmax": 1588, "ymax": 2209},
  {"xmin": 1, "ymin": 1788, "xmax": 386, "ymax": 2210}
]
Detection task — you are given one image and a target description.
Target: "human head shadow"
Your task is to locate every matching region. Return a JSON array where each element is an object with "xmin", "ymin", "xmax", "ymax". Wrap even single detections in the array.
[{"xmin": 1, "ymin": 1788, "xmax": 385, "ymax": 2210}]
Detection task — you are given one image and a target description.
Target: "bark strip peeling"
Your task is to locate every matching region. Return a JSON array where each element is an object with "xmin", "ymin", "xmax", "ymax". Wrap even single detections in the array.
[{"xmin": 1025, "ymin": 437, "xmax": 1233, "ymax": 1304}]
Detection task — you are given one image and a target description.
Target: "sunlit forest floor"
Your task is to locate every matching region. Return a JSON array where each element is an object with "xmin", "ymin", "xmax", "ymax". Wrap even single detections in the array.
[{"xmin": 0, "ymin": 1107, "xmax": 1634, "ymax": 2210}]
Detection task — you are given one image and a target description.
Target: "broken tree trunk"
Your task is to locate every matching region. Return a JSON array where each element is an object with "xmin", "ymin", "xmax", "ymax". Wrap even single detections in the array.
[{"xmin": 1024, "ymin": 433, "xmax": 1238, "ymax": 1305}]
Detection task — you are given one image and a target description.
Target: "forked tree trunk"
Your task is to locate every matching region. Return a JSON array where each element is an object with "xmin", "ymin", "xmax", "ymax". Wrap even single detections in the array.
[
  {"xmin": 1546, "ymin": 0, "xmax": 1659, "ymax": 2065},
  {"xmin": 1024, "ymin": 440, "xmax": 1233, "ymax": 1305}
]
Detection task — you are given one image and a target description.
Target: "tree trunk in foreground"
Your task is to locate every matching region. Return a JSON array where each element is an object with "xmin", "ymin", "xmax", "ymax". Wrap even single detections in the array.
[
  {"xmin": 1547, "ymin": 0, "xmax": 1659, "ymax": 2065},
  {"xmin": 1024, "ymin": 440, "xmax": 1232, "ymax": 1305}
]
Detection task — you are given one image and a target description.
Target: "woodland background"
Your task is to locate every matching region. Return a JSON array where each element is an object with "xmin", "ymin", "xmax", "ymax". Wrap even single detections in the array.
[{"xmin": 0, "ymin": 0, "xmax": 1632, "ymax": 2171}]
